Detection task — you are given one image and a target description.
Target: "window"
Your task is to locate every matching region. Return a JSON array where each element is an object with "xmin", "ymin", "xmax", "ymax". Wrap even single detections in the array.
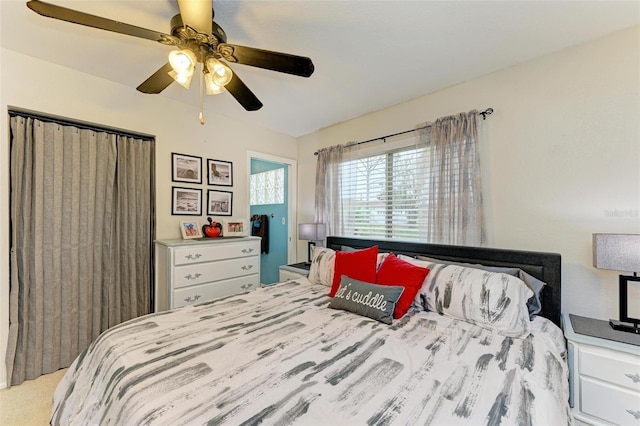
[
  {"xmin": 317, "ymin": 111, "xmax": 484, "ymax": 246},
  {"xmin": 250, "ymin": 168, "xmax": 285, "ymax": 205},
  {"xmin": 340, "ymin": 140, "xmax": 431, "ymax": 241}
]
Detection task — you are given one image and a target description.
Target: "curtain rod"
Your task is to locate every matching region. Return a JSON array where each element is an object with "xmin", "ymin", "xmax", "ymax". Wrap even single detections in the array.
[
  {"xmin": 314, "ymin": 107, "xmax": 493, "ymax": 156},
  {"xmin": 9, "ymin": 107, "xmax": 155, "ymax": 141}
]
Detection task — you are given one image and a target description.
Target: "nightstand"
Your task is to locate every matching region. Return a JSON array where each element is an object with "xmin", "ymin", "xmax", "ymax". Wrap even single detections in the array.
[
  {"xmin": 279, "ymin": 262, "xmax": 310, "ymax": 282},
  {"xmin": 562, "ymin": 313, "xmax": 640, "ymax": 425}
]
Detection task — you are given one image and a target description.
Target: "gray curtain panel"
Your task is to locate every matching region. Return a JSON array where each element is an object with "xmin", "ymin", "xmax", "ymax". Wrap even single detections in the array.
[
  {"xmin": 416, "ymin": 110, "xmax": 486, "ymax": 246},
  {"xmin": 314, "ymin": 144, "xmax": 344, "ymax": 237},
  {"xmin": 6, "ymin": 115, "xmax": 153, "ymax": 386}
]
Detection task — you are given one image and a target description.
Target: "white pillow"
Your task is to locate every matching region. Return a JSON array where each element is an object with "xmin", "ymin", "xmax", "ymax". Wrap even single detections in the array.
[
  {"xmin": 377, "ymin": 252, "xmax": 390, "ymax": 269},
  {"xmin": 307, "ymin": 246, "xmax": 335, "ymax": 287},
  {"xmin": 424, "ymin": 264, "xmax": 533, "ymax": 338}
]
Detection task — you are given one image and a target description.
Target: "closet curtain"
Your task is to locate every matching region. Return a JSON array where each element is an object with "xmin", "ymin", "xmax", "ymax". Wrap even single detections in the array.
[{"xmin": 6, "ymin": 114, "xmax": 154, "ymax": 386}]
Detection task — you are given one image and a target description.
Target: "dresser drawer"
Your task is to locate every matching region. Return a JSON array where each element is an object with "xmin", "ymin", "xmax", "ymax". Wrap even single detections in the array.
[
  {"xmin": 173, "ymin": 240, "xmax": 260, "ymax": 265},
  {"xmin": 173, "ymin": 275, "xmax": 259, "ymax": 308},
  {"xmin": 173, "ymin": 256, "xmax": 260, "ymax": 289},
  {"xmin": 580, "ymin": 376, "xmax": 640, "ymax": 425},
  {"xmin": 580, "ymin": 346, "xmax": 640, "ymax": 391}
]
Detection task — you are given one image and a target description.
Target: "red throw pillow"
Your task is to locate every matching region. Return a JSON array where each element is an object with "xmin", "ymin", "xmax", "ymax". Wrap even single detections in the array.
[
  {"xmin": 329, "ymin": 246, "xmax": 379, "ymax": 297},
  {"xmin": 376, "ymin": 253, "xmax": 430, "ymax": 319}
]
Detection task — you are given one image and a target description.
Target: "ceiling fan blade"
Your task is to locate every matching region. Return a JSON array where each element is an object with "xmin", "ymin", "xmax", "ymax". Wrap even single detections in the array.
[
  {"xmin": 137, "ymin": 63, "xmax": 175, "ymax": 94},
  {"xmin": 176, "ymin": 0, "xmax": 212, "ymax": 35},
  {"xmin": 218, "ymin": 44, "xmax": 314, "ymax": 77},
  {"xmin": 225, "ymin": 73, "xmax": 263, "ymax": 111},
  {"xmin": 26, "ymin": 0, "xmax": 178, "ymax": 45}
]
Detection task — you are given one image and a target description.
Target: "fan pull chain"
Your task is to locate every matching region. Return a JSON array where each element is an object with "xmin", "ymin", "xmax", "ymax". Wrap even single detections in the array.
[{"xmin": 199, "ymin": 66, "xmax": 205, "ymax": 125}]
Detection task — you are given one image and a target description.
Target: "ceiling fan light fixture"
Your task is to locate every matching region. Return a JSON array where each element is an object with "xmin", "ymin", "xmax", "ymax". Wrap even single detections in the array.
[
  {"xmin": 169, "ymin": 69, "xmax": 194, "ymax": 89},
  {"xmin": 169, "ymin": 49, "xmax": 197, "ymax": 74},
  {"xmin": 204, "ymin": 72, "xmax": 226, "ymax": 95},
  {"xmin": 205, "ymin": 57, "xmax": 232, "ymax": 86}
]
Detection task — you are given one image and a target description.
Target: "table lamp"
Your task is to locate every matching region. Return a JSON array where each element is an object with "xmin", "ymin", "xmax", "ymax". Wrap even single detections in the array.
[
  {"xmin": 298, "ymin": 223, "xmax": 326, "ymax": 264},
  {"xmin": 593, "ymin": 233, "xmax": 640, "ymax": 334}
]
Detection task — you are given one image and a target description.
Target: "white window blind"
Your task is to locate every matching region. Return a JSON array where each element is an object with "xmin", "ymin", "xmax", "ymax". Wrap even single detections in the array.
[
  {"xmin": 340, "ymin": 139, "xmax": 432, "ymax": 242},
  {"xmin": 250, "ymin": 168, "xmax": 285, "ymax": 205}
]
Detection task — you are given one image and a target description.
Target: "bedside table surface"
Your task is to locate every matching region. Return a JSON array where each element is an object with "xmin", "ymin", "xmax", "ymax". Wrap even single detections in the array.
[
  {"xmin": 562, "ymin": 313, "xmax": 640, "ymax": 356},
  {"xmin": 279, "ymin": 263, "xmax": 311, "ymax": 274}
]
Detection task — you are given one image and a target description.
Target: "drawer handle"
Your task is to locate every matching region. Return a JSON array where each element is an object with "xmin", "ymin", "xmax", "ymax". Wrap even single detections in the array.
[
  {"xmin": 241, "ymin": 248, "xmax": 254, "ymax": 254},
  {"xmin": 185, "ymin": 273, "xmax": 202, "ymax": 280},
  {"xmin": 625, "ymin": 373, "xmax": 640, "ymax": 384},
  {"xmin": 241, "ymin": 283, "xmax": 254, "ymax": 291},
  {"xmin": 626, "ymin": 410, "xmax": 640, "ymax": 421},
  {"xmin": 241, "ymin": 265, "xmax": 254, "ymax": 271},
  {"xmin": 185, "ymin": 253, "xmax": 202, "ymax": 260},
  {"xmin": 184, "ymin": 294, "xmax": 201, "ymax": 304}
]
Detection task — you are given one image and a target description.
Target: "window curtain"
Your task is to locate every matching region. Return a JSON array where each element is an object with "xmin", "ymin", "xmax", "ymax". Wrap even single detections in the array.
[
  {"xmin": 417, "ymin": 110, "xmax": 485, "ymax": 245},
  {"xmin": 6, "ymin": 114, "xmax": 154, "ymax": 386},
  {"xmin": 314, "ymin": 110, "xmax": 485, "ymax": 246},
  {"xmin": 314, "ymin": 144, "xmax": 344, "ymax": 237}
]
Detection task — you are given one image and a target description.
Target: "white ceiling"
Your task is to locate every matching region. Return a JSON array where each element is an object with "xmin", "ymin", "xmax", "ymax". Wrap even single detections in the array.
[{"xmin": 2, "ymin": 1, "xmax": 639, "ymax": 137}]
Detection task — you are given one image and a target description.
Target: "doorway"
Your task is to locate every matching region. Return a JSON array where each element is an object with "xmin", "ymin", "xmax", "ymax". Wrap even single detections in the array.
[{"xmin": 247, "ymin": 152, "xmax": 297, "ymax": 284}]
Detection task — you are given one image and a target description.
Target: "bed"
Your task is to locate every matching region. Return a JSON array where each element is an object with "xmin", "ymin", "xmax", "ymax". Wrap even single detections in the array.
[{"xmin": 51, "ymin": 236, "xmax": 570, "ymax": 425}]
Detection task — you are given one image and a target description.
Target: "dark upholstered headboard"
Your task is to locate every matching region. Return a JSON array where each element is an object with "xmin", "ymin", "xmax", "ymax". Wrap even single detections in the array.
[{"xmin": 326, "ymin": 236, "xmax": 562, "ymax": 327}]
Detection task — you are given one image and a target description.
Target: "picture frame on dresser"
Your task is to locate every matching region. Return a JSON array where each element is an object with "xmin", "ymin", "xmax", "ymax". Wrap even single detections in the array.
[
  {"xmin": 172, "ymin": 187, "xmax": 202, "ymax": 216},
  {"xmin": 223, "ymin": 218, "xmax": 248, "ymax": 237},
  {"xmin": 179, "ymin": 221, "xmax": 202, "ymax": 239},
  {"xmin": 207, "ymin": 190, "xmax": 232, "ymax": 216},
  {"xmin": 207, "ymin": 159, "xmax": 233, "ymax": 186},
  {"xmin": 172, "ymin": 153, "xmax": 202, "ymax": 184}
]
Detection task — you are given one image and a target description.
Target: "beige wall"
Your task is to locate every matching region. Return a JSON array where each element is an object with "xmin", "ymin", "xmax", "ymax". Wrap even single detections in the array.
[
  {"xmin": 0, "ymin": 48, "xmax": 297, "ymax": 387},
  {"xmin": 297, "ymin": 26, "xmax": 640, "ymax": 322}
]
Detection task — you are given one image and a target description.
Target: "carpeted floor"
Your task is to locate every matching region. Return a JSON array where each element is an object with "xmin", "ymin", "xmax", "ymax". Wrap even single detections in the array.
[{"xmin": 0, "ymin": 369, "xmax": 67, "ymax": 426}]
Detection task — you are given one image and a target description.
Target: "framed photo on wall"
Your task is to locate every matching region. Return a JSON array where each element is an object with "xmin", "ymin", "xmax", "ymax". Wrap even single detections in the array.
[
  {"xmin": 223, "ymin": 218, "xmax": 248, "ymax": 237},
  {"xmin": 207, "ymin": 159, "xmax": 233, "ymax": 186},
  {"xmin": 207, "ymin": 190, "xmax": 232, "ymax": 216},
  {"xmin": 172, "ymin": 187, "xmax": 202, "ymax": 216},
  {"xmin": 179, "ymin": 220, "xmax": 202, "ymax": 239},
  {"xmin": 172, "ymin": 153, "xmax": 202, "ymax": 184}
]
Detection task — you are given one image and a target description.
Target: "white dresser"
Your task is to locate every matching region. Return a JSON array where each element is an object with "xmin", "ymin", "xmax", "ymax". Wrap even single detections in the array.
[
  {"xmin": 563, "ymin": 313, "xmax": 640, "ymax": 426},
  {"xmin": 155, "ymin": 237, "xmax": 261, "ymax": 310}
]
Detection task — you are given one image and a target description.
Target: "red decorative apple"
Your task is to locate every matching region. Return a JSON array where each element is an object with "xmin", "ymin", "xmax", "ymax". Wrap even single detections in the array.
[{"xmin": 202, "ymin": 217, "xmax": 222, "ymax": 238}]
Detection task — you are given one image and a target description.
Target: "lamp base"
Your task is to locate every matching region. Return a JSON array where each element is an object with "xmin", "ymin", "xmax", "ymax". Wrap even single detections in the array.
[{"xmin": 609, "ymin": 319, "xmax": 640, "ymax": 334}]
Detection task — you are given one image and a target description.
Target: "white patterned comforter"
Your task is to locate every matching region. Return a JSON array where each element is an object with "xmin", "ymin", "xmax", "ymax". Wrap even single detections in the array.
[{"xmin": 51, "ymin": 279, "xmax": 571, "ymax": 425}]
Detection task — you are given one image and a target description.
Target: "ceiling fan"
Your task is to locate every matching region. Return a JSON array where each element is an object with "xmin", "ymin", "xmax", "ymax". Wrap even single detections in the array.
[{"xmin": 26, "ymin": 0, "xmax": 315, "ymax": 123}]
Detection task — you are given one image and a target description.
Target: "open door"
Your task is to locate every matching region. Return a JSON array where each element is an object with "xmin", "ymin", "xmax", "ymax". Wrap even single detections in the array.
[{"xmin": 247, "ymin": 152, "xmax": 297, "ymax": 285}]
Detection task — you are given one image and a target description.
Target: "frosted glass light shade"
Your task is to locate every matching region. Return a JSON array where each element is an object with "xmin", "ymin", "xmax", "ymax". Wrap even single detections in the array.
[
  {"xmin": 169, "ymin": 69, "xmax": 194, "ymax": 89},
  {"xmin": 204, "ymin": 72, "xmax": 226, "ymax": 94},
  {"xmin": 205, "ymin": 57, "xmax": 232, "ymax": 86},
  {"xmin": 169, "ymin": 49, "xmax": 197, "ymax": 73}
]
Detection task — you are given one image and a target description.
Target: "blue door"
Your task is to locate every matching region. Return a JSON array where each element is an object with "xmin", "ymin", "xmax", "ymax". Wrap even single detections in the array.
[{"xmin": 250, "ymin": 159, "xmax": 288, "ymax": 284}]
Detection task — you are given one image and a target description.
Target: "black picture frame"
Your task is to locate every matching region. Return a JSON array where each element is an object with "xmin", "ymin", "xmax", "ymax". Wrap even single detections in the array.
[
  {"xmin": 172, "ymin": 153, "xmax": 202, "ymax": 184},
  {"xmin": 207, "ymin": 159, "xmax": 233, "ymax": 186},
  {"xmin": 207, "ymin": 190, "xmax": 233, "ymax": 216},
  {"xmin": 172, "ymin": 187, "xmax": 202, "ymax": 216}
]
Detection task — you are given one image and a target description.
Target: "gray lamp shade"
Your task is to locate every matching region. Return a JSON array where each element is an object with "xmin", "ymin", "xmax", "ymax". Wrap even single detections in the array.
[
  {"xmin": 593, "ymin": 233, "xmax": 640, "ymax": 272},
  {"xmin": 298, "ymin": 223, "xmax": 326, "ymax": 241}
]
